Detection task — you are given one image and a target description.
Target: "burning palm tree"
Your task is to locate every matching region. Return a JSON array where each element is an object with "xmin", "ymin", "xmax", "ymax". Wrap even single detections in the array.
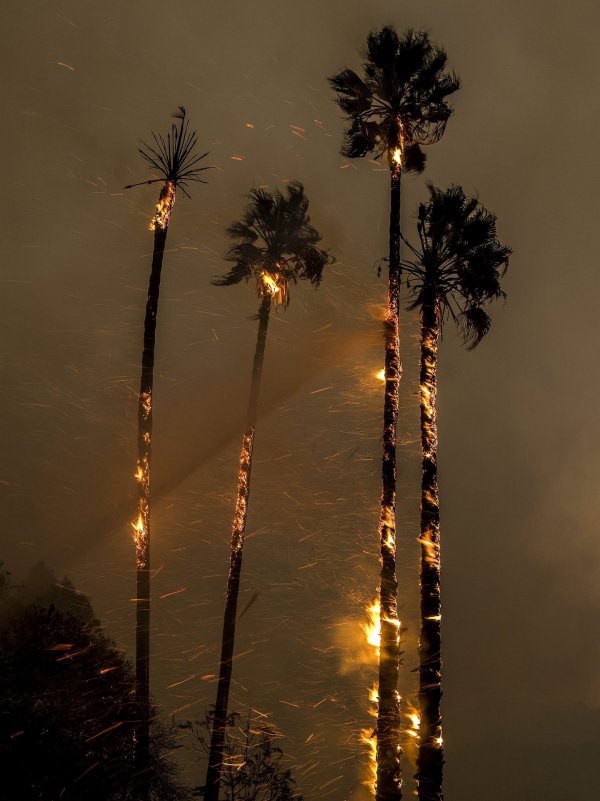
[
  {"xmin": 203, "ymin": 182, "xmax": 331, "ymax": 801},
  {"xmin": 329, "ymin": 27, "xmax": 459, "ymax": 801},
  {"xmin": 402, "ymin": 185, "xmax": 511, "ymax": 801},
  {"xmin": 126, "ymin": 107, "xmax": 209, "ymax": 801}
]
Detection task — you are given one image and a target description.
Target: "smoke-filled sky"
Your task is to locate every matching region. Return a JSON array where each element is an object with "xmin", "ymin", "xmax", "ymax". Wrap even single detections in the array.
[{"xmin": 2, "ymin": 1, "xmax": 600, "ymax": 798}]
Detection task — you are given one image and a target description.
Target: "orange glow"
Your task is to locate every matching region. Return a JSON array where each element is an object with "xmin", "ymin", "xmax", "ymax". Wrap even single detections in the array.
[
  {"xmin": 360, "ymin": 726, "xmax": 378, "ymax": 792},
  {"xmin": 375, "ymin": 368, "xmax": 385, "ymax": 382},
  {"xmin": 261, "ymin": 272, "xmax": 280, "ymax": 296},
  {"xmin": 149, "ymin": 180, "xmax": 175, "ymax": 231},
  {"xmin": 260, "ymin": 270, "xmax": 288, "ymax": 306},
  {"xmin": 406, "ymin": 704, "xmax": 421, "ymax": 739},
  {"xmin": 360, "ymin": 599, "xmax": 381, "ymax": 794},
  {"xmin": 362, "ymin": 597, "xmax": 381, "ymax": 654},
  {"xmin": 131, "ymin": 512, "xmax": 147, "ymax": 568},
  {"xmin": 231, "ymin": 431, "xmax": 254, "ymax": 555}
]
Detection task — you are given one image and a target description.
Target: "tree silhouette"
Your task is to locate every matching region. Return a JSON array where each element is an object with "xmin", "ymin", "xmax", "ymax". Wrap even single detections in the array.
[
  {"xmin": 329, "ymin": 27, "xmax": 459, "ymax": 801},
  {"xmin": 126, "ymin": 106, "xmax": 209, "ymax": 801},
  {"xmin": 402, "ymin": 185, "xmax": 510, "ymax": 801},
  {"xmin": 203, "ymin": 182, "xmax": 331, "ymax": 801},
  {"xmin": 0, "ymin": 563, "xmax": 188, "ymax": 801},
  {"xmin": 190, "ymin": 710, "xmax": 299, "ymax": 801}
]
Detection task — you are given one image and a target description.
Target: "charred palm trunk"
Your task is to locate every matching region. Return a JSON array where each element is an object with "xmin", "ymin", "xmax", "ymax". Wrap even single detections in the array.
[
  {"xmin": 133, "ymin": 181, "xmax": 175, "ymax": 801},
  {"xmin": 204, "ymin": 292, "xmax": 272, "ymax": 801},
  {"xmin": 376, "ymin": 162, "xmax": 403, "ymax": 801},
  {"xmin": 416, "ymin": 291, "xmax": 443, "ymax": 801}
]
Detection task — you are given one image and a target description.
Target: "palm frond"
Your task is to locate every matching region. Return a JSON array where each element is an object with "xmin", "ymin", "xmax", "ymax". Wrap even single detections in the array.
[
  {"xmin": 215, "ymin": 183, "xmax": 333, "ymax": 302},
  {"xmin": 460, "ymin": 305, "xmax": 492, "ymax": 349},
  {"xmin": 404, "ymin": 184, "xmax": 511, "ymax": 345},
  {"xmin": 330, "ymin": 26, "xmax": 459, "ymax": 161},
  {"xmin": 125, "ymin": 107, "xmax": 211, "ymax": 193}
]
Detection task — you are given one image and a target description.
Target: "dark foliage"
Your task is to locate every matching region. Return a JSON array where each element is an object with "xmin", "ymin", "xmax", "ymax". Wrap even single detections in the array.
[
  {"xmin": 0, "ymin": 563, "xmax": 189, "ymax": 801},
  {"xmin": 125, "ymin": 106, "xmax": 210, "ymax": 196},
  {"xmin": 187, "ymin": 710, "xmax": 300, "ymax": 801},
  {"xmin": 403, "ymin": 184, "xmax": 511, "ymax": 347},
  {"xmin": 213, "ymin": 181, "xmax": 333, "ymax": 306},
  {"xmin": 329, "ymin": 27, "xmax": 459, "ymax": 170}
]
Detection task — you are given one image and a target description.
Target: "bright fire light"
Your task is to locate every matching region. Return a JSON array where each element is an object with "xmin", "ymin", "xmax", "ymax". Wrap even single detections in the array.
[
  {"xmin": 361, "ymin": 597, "xmax": 381, "ymax": 794},
  {"xmin": 149, "ymin": 180, "xmax": 176, "ymax": 231},
  {"xmin": 260, "ymin": 272, "xmax": 280, "ymax": 296},
  {"xmin": 375, "ymin": 368, "xmax": 385, "ymax": 382},
  {"xmin": 405, "ymin": 704, "xmax": 421, "ymax": 739}
]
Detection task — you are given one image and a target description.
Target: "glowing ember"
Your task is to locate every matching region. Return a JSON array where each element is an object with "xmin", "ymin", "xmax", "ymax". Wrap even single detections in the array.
[
  {"xmin": 391, "ymin": 147, "xmax": 402, "ymax": 166},
  {"xmin": 149, "ymin": 180, "xmax": 176, "ymax": 231},
  {"xmin": 375, "ymin": 368, "xmax": 386, "ymax": 382}
]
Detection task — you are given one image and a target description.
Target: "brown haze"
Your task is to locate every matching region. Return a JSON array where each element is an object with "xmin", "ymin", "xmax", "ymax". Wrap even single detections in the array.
[{"xmin": 2, "ymin": 1, "xmax": 599, "ymax": 799}]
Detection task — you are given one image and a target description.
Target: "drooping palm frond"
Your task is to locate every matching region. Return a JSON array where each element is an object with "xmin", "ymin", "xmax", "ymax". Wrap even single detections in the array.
[
  {"xmin": 403, "ymin": 184, "xmax": 511, "ymax": 345},
  {"xmin": 125, "ymin": 106, "xmax": 211, "ymax": 197},
  {"xmin": 329, "ymin": 27, "xmax": 460, "ymax": 170},
  {"xmin": 460, "ymin": 304, "xmax": 492, "ymax": 350},
  {"xmin": 214, "ymin": 182, "xmax": 333, "ymax": 305}
]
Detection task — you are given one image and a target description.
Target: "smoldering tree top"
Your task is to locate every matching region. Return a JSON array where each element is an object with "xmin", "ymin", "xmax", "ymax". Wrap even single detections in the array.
[
  {"xmin": 125, "ymin": 106, "xmax": 210, "ymax": 196},
  {"xmin": 214, "ymin": 181, "xmax": 333, "ymax": 307},
  {"xmin": 329, "ymin": 26, "xmax": 460, "ymax": 171},
  {"xmin": 403, "ymin": 184, "xmax": 512, "ymax": 347}
]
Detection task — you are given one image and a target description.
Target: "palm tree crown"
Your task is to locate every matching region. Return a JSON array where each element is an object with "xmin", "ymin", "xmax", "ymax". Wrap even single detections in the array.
[
  {"xmin": 214, "ymin": 181, "xmax": 332, "ymax": 307},
  {"xmin": 403, "ymin": 184, "xmax": 512, "ymax": 346},
  {"xmin": 125, "ymin": 106, "xmax": 210, "ymax": 196},
  {"xmin": 329, "ymin": 27, "xmax": 460, "ymax": 171}
]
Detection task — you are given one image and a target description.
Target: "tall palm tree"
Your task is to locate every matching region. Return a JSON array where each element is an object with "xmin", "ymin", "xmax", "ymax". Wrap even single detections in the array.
[
  {"xmin": 329, "ymin": 27, "xmax": 459, "ymax": 801},
  {"xmin": 402, "ymin": 185, "xmax": 511, "ymax": 801},
  {"xmin": 126, "ymin": 107, "xmax": 209, "ymax": 801},
  {"xmin": 203, "ymin": 182, "xmax": 332, "ymax": 801}
]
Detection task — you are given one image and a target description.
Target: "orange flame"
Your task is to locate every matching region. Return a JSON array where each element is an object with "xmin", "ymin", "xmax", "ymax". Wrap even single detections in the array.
[
  {"xmin": 261, "ymin": 272, "xmax": 280, "ymax": 296},
  {"xmin": 405, "ymin": 704, "xmax": 421, "ymax": 739},
  {"xmin": 362, "ymin": 597, "xmax": 381, "ymax": 654},
  {"xmin": 360, "ymin": 600, "xmax": 381, "ymax": 795},
  {"xmin": 149, "ymin": 180, "xmax": 176, "ymax": 231}
]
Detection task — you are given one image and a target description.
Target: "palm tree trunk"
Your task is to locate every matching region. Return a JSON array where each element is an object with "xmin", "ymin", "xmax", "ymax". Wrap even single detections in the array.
[
  {"xmin": 376, "ymin": 163, "xmax": 403, "ymax": 801},
  {"xmin": 133, "ymin": 181, "xmax": 174, "ymax": 801},
  {"xmin": 416, "ymin": 293, "xmax": 443, "ymax": 801},
  {"xmin": 204, "ymin": 292, "xmax": 272, "ymax": 801}
]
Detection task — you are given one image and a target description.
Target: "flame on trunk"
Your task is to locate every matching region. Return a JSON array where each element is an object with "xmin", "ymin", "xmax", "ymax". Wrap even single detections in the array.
[
  {"xmin": 231, "ymin": 430, "xmax": 255, "ymax": 557},
  {"xmin": 132, "ymin": 390, "xmax": 152, "ymax": 568},
  {"xmin": 417, "ymin": 309, "xmax": 444, "ymax": 776},
  {"xmin": 360, "ymin": 599, "xmax": 381, "ymax": 794},
  {"xmin": 149, "ymin": 180, "xmax": 176, "ymax": 231},
  {"xmin": 419, "ymin": 334, "xmax": 440, "ymax": 570}
]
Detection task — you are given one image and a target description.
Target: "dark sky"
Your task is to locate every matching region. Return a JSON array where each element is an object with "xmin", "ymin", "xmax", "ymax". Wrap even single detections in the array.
[{"xmin": 3, "ymin": 1, "xmax": 600, "ymax": 799}]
